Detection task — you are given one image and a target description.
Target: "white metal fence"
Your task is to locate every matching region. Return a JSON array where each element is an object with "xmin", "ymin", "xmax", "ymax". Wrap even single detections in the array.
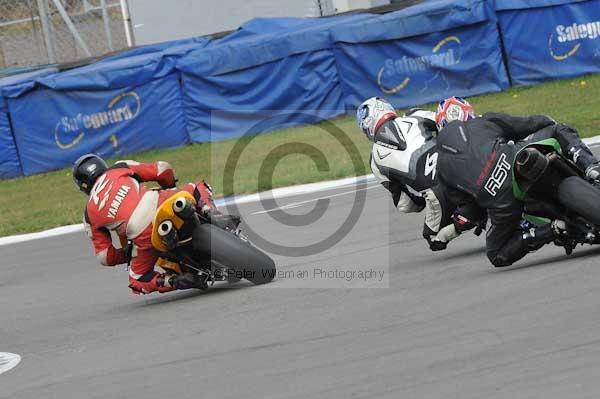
[{"xmin": 0, "ymin": 0, "xmax": 130, "ymax": 68}]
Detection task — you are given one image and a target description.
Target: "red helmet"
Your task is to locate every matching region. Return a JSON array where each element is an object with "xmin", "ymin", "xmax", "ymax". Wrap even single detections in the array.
[{"xmin": 435, "ymin": 96, "xmax": 475, "ymax": 131}]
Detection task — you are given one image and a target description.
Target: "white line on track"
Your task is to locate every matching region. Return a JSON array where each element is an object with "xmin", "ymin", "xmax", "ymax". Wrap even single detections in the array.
[
  {"xmin": 1, "ymin": 137, "xmax": 599, "ymax": 247},
  {"xmin": 585, "ymin": 136, "xmax": 600, "ymax": 147},
  {"xmin": 0, "ymin": 353, "xmax": 21, "ymax": 375},
  {"xmin": 0, "ymin": 224, "xmax": 85, "ymax": 247},
  {"xmin": 249, "ymin": 184, "xmax": 381, "ymax": 215},
  {"xmin": 0, "ymin": 175, "xmax": 375, "ymax": 247},
  {"xmin": 215, "ymin": 174, "xmax": 375, "ymax": 207}
]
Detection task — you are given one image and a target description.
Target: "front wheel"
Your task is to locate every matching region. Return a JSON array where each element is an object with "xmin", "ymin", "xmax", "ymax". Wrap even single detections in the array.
[
  {"xmin": 557, "ymin": 176, "xmax": 600, "ymax": 226},
  {"xmin": 192, "ymin": 224, "xmax": 276, "ymax": 285}
]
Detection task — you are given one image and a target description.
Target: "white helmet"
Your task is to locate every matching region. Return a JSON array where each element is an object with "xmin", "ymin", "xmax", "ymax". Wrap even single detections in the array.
[{"xmin": 356, "ymin": 97, "xmax": 397, "ymax": 141}]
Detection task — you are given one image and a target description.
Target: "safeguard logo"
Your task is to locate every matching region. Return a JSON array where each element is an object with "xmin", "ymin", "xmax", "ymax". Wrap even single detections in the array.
[
  {"xmin": 376, "ymin": 36, "xmax": 462, "ymax": 95},
  {"xmin": 54, "ymin": 91, "xmax": 141, "ymax": 150},
  {"xmin": 548, "ymin": 20, "xmax": 600, "ymax": 61}
]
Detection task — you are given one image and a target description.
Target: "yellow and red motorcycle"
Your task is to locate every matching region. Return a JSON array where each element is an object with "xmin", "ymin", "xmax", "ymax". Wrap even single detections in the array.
[{"xmin": 150, "ymin": 192, "xmax": 276, "ymax": 288}]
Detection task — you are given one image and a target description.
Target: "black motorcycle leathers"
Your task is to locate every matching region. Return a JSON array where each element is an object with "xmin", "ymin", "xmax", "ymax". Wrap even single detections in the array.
[
  {"xmin": 436, "ymin": 112, "xmax": 598, "ymax": 266},
  {"xmin": 369, "ymin": 111, "xmax": 485, "ymax": 250}
]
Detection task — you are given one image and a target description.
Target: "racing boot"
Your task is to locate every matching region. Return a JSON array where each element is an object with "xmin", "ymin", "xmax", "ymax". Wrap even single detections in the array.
[
  {"xmin": 523, "ymin": 220, "xmax": 574, "ymax": 254},
  {"xmin": 556, "ymin": 124, "xmax": 600, "ymax": 176},
  {"xmin": 129, "ymin": 271, "xmax": 175, "ymax": 295},
  {"xmin": 521, "ymin": 220, "xmax": 566, "ymax": 248},
  {"xmin": 168, "ymin": 272, "xmax": 208, "ymax": 291},
  {"xmin": 585, "ymin": 162, "xmax": 600, "ymax": 183}
]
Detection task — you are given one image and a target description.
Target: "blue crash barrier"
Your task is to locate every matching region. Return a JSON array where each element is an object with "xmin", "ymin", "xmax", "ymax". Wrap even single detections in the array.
[
  {"xmin": 178, "ymin": 14, "xmax": 373, "ymax": 143},
  {"xmin": 2, "ymin": 0, "xmax": 600, "ymax": 178},
  {"xmin": 0, "ymin": 67, "xmax": 58, "ymax": 178},
  {"xmin": 496, "ymin": 0, "xmax": 600, "ymax": 85},
  {"xmin": 6, "ymin": 52, "xmax": 191, "ymax": 176},
  {"xmin": 99, "ymin": 36, "xmax": 211, "ymax": 63},
  {"xmin": 214, "ymin": 15, "xmax": 371, "ymax": 45},
  {"xmin": 332, "ymin": 0, "xmax": 510, "ymax": 110}
]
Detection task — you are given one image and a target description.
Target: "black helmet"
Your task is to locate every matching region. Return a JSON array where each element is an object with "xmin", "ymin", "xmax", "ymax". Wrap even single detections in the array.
[{"xmin": 72, "ymin": 154, "xmax": 107, "ymax": 195}]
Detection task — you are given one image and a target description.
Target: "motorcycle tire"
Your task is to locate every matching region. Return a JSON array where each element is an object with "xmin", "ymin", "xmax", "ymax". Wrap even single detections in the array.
[
  {"xmin": 192, "ymin": 223, "xmax": 276, "ymax": 285},
  {"xmin": 557, "ymin": 176, "xmax": 600, "ymax": 226}
]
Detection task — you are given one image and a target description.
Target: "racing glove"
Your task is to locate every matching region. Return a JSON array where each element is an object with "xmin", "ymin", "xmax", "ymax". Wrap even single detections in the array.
[
  {"xmin": 424, "ymin": 212, "xmax": 485, "ymax": 252},
  {"xmin": 155, "ymin": 161, "xmax": 177, "ymax": 189},
  {"xmin": 424, "ymin": 223, "xmax": 459, "ymax": 251},
  {"xmin": 427, "ymin": 236, "xmax": 448, "ymax": 251},
  {"xmin": 208, "ymin": 212, "xmax": 241, "ymax": 231}
]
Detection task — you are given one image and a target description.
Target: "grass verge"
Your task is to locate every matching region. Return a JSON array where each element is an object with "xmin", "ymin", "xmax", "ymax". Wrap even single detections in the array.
[{"xmin": 1, "ymin": 73, "xmax": 599, "ymax": 237}]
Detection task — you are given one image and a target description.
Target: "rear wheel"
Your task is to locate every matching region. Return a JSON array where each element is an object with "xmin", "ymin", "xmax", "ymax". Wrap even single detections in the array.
[
  {"xmin": 557, "ymin": 176, "xmax": 600, "ymax": 226},
  {"xmin": 192, "ymin": 224, "xmax": 276, "ymax": 285}
]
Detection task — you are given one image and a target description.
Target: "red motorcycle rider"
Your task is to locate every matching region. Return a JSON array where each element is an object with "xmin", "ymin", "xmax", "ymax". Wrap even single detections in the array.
[{"xmin": 73, "ymin": 154, "xmax": 238, "ymax": 295}]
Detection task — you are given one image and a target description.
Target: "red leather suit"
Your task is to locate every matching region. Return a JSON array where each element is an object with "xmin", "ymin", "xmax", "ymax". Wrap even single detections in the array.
[{"xmin": 83, "ymin": 160, "xmax": 214, "ymax": 295}]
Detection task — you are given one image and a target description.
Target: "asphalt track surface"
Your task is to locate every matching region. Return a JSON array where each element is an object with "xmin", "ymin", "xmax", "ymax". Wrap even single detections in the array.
[{"xmin": 3, "ymin": 180, "xmax": 600, "ymax": 398}]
